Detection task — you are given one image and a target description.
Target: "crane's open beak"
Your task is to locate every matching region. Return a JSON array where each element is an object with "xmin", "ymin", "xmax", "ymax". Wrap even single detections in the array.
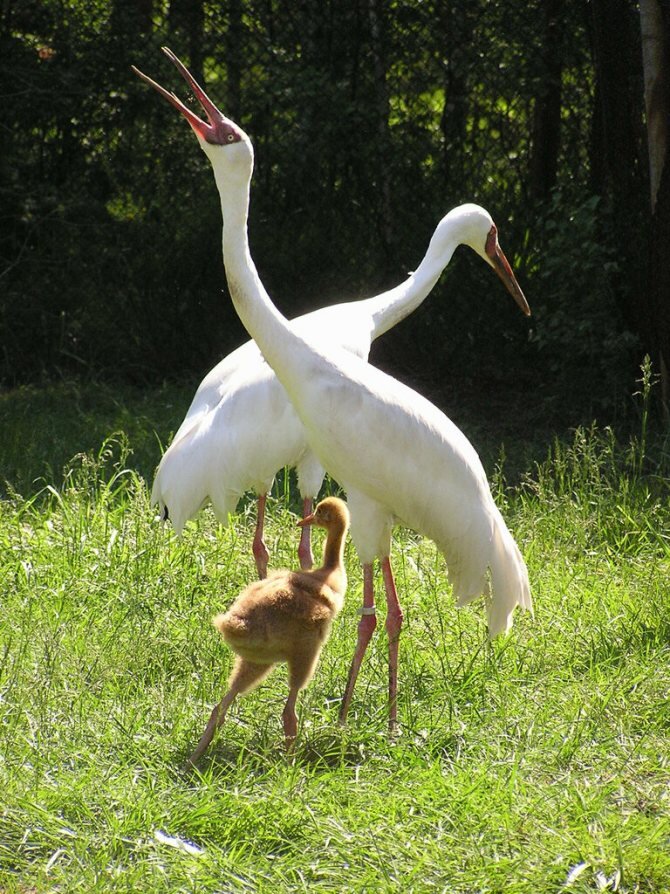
[
  {"xmin": 296, "ymin": 513, "xmax": 315, "ymax": 528},
  {"xmin": 132, "ymin": 47, "xmax": 242, "ymax": 146},
  {"xmin": 485, "ymin": 227, "xmax": 531, "ymax": 316}
]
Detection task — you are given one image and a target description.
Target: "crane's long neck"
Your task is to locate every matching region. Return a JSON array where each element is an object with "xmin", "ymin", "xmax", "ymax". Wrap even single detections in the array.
[
  {"xmin": 361, "ymin": 227, "xmax": 460, "ymax": 340},
  {"xmin": 211, "ymin": 162, "xmax": 308, "ymax": 383}
]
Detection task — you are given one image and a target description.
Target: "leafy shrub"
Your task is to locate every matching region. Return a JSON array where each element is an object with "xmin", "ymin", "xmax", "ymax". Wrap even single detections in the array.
[{"xmin": 524, "ymin": 192, "xmax": 638, "ymax": 411}]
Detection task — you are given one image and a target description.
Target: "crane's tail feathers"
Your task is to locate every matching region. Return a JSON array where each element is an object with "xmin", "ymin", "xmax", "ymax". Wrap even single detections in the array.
[
  {"xmin": 485, "ymin": 517, "xmax": 532, "ymax": 638},
  {"xmin": 149, "ymin": 488, "xmax": 171, "ymax": 525},
  {"xmin": 446, "ymin": 510, "xmax": 532, "ymax": 639},
  {"xmin": 149, "ymin": 476, "xmax": 164, "ymax": 512},
  {"xmin": 150, "ymin": 423, "xmax": 221, "ymax": 534}
]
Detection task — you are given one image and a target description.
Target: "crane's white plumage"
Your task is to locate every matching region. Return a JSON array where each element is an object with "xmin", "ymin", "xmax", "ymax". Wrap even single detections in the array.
[
  {"xmin": 151, "ymin": 206, "xmax": 485, "ymax": 538},
  {"xmin": 134, "ymin": 50, "xmax": 532, "ymax": 727}
]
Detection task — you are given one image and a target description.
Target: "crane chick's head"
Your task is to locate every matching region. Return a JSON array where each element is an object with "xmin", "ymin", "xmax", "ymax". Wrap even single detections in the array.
[
  {"xmin": 297, "ymin": 497, "xmax": 350, "ymax": 534},
  {"xmin": 438, "ymin": 204, "xmax": 531, "ymax": 317},
  {"xmin": 132, "ymin": 48, "xmax": 253, "ymax": 177}
]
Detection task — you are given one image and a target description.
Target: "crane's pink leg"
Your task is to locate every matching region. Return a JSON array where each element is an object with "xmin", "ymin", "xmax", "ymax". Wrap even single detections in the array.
[
  {"xmin": 252, "ymin": 493, "xmax": 270, "ymax": 578},
  {"xmin": 297, "ymin": 497, "xmax": 314, "ymax": 570},
  {"xmin": 339, "ymin": 563, "xmax": 377, "ymax": 724},
  {"xmin": 381, "ymin": 556, "xmax": 403, "ymax": 732}
]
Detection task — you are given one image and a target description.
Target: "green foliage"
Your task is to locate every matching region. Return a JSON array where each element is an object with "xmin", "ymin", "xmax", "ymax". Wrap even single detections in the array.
[
  {"xmin": 523, "ymin": 193, "xmax": 638, "ymax": 411},
  {"xmin": 518, "ymin": 358, "xmax": 670, "ymax": 562},
  {"xmin": 0, "ymin": 379, "xmax": 199, "ymax": 499},
  {"xmin": 0, "ymin": 387, "xmax": 669, "ymax": 891},
  {"xmin": 0, "ymin": 0, "xmax": 647, "ymax": 420}
]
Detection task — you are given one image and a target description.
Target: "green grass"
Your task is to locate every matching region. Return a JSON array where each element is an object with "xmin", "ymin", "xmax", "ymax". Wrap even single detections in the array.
[{"xmin": 1, "ymin": 382, "xmax": 669, "ymax": 892}]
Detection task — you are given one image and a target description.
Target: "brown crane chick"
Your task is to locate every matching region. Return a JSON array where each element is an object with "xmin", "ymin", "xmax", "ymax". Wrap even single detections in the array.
[{"xmin": 186, "ymin": 496, "xmax": 350, "ymax": 766}]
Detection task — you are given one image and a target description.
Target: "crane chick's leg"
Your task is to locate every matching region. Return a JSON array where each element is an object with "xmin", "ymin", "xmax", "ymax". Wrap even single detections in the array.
[
  {"xmin": 339, "ymin": 563, "xmax": 377, "ymax": 724},
  {"xmin": 284, "ymin": 648, "xmax": 321, "ymax": 749},
  {"xmin": 282, "ymin": 686, "xmax": 301, "ymax": 750},
  {"xmin": 186, "ymin": 658, "xmax": 272, "ymax": 766},
  {"xmin": 185, "ymin": 688, "xmax": 237, "ymax": 768},
  {"xmin": 381, "ymin": 556, "xmax": 403, "ymax": 732},
  {"xmin": 297, "ymin": 497, "xmax": 314, "ymax": 571},
  {"xmin": 252, "ymin": 493, "xmax": 270, "ymax": 578}
]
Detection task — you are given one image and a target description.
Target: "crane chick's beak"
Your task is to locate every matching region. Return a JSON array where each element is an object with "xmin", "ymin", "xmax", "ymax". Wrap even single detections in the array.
[
  {"xmin": 485, "ymin": 227, "xmax": 531, "ymax": 317},
  {"xmin": 296, "ymin": 513, "xmax": 316, "ymax": 528},
  {"xmin": 131, "ymin": 47, "xmax": 243, "ymax": 146}
]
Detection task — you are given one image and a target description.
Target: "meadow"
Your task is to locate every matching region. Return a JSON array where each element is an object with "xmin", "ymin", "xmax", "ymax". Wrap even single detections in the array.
[{"xmin": 0, "ymin": 379, "xmax": 669, "ymax": 893}]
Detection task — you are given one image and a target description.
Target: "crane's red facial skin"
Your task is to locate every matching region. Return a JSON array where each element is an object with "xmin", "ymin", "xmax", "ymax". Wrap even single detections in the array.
[
  {"xmin": 132, "ymin": 48, "xmax": 244, "ymax": 147},
  {"xmin": 484, "ymin": 224, "xmax": 498, "ymax": 259},
  {"xmin": 485, "ymin": 225, "xmax": 531, "ymax": 316}
]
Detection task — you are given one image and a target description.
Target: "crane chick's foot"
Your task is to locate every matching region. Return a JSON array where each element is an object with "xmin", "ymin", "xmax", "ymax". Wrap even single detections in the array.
[
  {"xmin": 282, "ymin": 693, "xmax": 299, "ymax": 749},
  {"xmin": 184, "ymin": 691, "xmax": 237, "ymax": 769}
]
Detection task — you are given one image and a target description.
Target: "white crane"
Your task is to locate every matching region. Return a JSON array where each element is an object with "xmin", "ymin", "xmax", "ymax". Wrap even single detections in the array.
[
  {"xmin": 149, "ymin": 199, "xmax": 521, "ymax": 578},
  {"xmin": 139, "ymin": 56, "xmax": 533, "ymax": 581},
  {"xmin": 133, "ymin": 49, "xmax": 533, "ymax": 729}
]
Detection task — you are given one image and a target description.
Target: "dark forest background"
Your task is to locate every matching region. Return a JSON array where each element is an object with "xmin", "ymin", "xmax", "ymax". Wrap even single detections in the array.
[{"xmin": 1, "ymin": 0, "xmax": 668, "ymax": 429}]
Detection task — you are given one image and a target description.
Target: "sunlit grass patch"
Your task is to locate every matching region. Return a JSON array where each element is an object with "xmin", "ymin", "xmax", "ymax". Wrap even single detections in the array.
[{"xmin": 1, "ymin": 386, "xmax": 669, "ymax": 892}]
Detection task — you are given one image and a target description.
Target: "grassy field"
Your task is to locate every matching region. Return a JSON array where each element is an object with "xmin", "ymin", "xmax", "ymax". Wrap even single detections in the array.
[{"xmin": 1, "ymin": 381, "xmax": 669, "ymax": 893}]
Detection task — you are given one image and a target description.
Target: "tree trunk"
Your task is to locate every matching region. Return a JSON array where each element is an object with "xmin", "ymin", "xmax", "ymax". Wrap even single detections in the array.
[
  {"xmin": 169, "ymin": 0, "xmax": 204, "ymax": 85},
  {"xmin": 368, "ymin": 0, "xmax": 395, "ymax": 272},
  {"xmin": 590, "ymin": 0, "xmax": 647, "ymax": 344},
  {"xmin": 529, "ymin": 0, "xmax": 563, "ymax": 203},
  {"xmin": 111, "ymin": 0, "xmax": 154, "ymax": 35},
  {"xmin": 640, "ymin": 0, "xmax": 670, "ymax": 409},
  {"xmin": 224, "ymin": 0, "xmax": 243, "ymax": 122},
  {"xmin": 438, "ymin": 3, "xmax": 474, "ymax": 191},
  {"xmin": 640, "ymin": 0, "xmax": 669, "ymax": 205}
]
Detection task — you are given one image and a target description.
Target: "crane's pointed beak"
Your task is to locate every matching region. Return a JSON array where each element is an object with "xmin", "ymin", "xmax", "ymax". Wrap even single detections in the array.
[
  {"xmin": 132, "ymin": 48, "xmax": 244, "ymax": 146},
  {"xmin": 131, "ymin": 63, "xmax": 211, "ymax": 140},
  {"xmin": 296, "ymin": 513, "xmax": 316, "ymax": 528},
  {"xmin": 491, "ymin": 244, "xmax": 531, "ymax": 316},
  {"xmin": 160, "ymin": 47, "xmax": 221, "ymax": 128},
  {"xmin": 485, "ymin": 228, "xmax": 531, "ymax": 316}
]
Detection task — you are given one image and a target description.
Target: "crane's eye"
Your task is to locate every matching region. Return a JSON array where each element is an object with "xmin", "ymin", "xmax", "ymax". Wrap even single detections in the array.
[{"xmin": 227, "ymin": 134, "xmax": 235, "ymax": 143}]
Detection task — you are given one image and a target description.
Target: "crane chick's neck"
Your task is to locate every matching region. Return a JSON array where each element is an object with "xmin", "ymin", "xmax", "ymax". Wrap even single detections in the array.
[{"xmin": 318, "ymin": 524, "xmax": 348, "ymax": 573}]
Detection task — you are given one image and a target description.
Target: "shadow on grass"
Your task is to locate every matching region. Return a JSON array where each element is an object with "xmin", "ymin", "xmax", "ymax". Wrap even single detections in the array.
[{"xmin": 180, "ymin": 735, "xmax": 370, "ymax": 780}]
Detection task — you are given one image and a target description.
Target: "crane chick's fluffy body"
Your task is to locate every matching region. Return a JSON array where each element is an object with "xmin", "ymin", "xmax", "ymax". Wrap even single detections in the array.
[
  {"xmin": 186, "ymin": 497, "xmax": 350, "ymax": 765},
  {"xmin": 134, "ymin": 50, "xmax": 532, "ymax": 734}
]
